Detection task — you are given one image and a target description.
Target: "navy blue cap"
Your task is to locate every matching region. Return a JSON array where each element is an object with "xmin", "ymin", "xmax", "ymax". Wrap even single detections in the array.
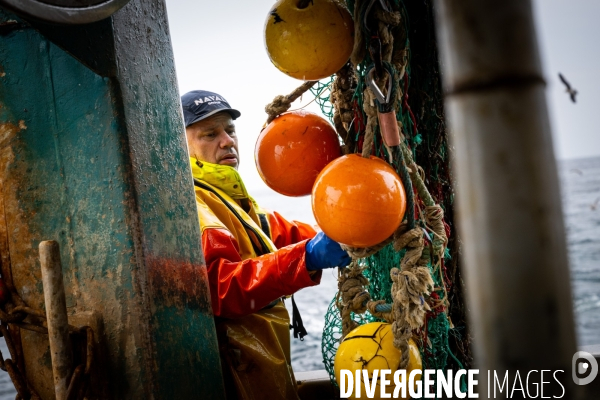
[{"xmin": 181, "ymin": 90, "xmax": 241, "ymax": 127}]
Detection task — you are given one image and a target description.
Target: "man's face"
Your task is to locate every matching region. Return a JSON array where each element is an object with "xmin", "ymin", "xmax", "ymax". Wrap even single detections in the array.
[{"xmin": 185, "ymin": 112, "xmax": 239, "ymax": 169}]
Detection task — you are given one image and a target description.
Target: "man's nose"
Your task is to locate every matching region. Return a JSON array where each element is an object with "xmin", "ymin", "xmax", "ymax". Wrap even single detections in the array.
[{"xmin": 219, "ymin": 131, "xmax": 235, "ymax": 148}]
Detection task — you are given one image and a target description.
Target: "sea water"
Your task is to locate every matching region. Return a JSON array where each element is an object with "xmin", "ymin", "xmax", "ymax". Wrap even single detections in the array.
[
  {"xmin": 559, "ymin": 157, "xmax": 600, "ymax": 347},
  {"xmin": 0, "ymin": 157, "xmax": 597, "ymax": 396}
]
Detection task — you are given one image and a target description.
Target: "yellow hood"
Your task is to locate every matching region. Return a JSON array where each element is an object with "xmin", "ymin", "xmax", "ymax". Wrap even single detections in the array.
[{"xmin": 190, "ymin": 157, "xmax": 250, "ymax": 200}]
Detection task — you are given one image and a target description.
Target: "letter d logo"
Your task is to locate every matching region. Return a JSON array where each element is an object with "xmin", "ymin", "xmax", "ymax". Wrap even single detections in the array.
[{"xmin": 572, "ymin": 351, "xmax": 598, "ymax": 385}]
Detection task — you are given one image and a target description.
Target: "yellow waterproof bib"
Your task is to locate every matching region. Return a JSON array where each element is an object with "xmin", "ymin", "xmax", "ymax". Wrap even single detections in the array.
[{"xmin": 191, "ymin": 158, "xmax": 300, "ymax": 400}]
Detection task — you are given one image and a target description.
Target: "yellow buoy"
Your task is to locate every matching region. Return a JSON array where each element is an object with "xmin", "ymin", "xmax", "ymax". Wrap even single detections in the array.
[
  {"xmin": 334, "ymin": 322, "xmax": 422, "ymax": 399},
  {"xmin": 264, "ymin": 0, "xmax": 354, "ymax": 80}
]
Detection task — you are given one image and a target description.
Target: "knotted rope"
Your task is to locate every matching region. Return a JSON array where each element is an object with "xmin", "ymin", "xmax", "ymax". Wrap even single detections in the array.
[
  {"xmin": 350, "ymin": 0, "xmax": 403, "ymax": 67},
  {"xmin": 350, "ymin": 0, "xmax": 367, "ymax": 67},
  {"xmin": 391, "ymin": 226, "xmax": 433, "ymax": 368},
  {"xmin": 330, "ymin": 63, "xmax": 357, "ymax": 153},
  {"xmin": 265, "ymin": 80, "xmax": 317, "ymax": 124},
  {"xmin": 336, "ymin": 262, "xmax": 396, "ymax": 340},
  {"xmin": 401, "ymin": 141, "xmax": 448, "ymax": 252},
  {"xmin": 339, "ymin": 223, "xmax": 434, "ymax": 325},
  {"xmin": 336, "ymin": 263, "xmax": 370, "ymax": 337},
  {"xmin": 361, "ymin": 86, "xmax": 378, "ymax": 158}
]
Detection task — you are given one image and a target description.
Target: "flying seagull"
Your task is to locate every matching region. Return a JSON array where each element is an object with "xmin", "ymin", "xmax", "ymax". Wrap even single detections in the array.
[
  {"xmin": 570, "ymin": 168, "xmax": 583, "ymax": 176},
  {"xmin": 559, "ymin": 73, "xmax": 577, "ymax": 103}
]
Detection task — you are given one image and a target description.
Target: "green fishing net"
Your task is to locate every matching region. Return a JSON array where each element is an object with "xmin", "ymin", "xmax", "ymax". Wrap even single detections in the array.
[
  {"xmin": 313, "ymin": 0, "xmax": 469, "ymax": 395},
  {"xmin": 309, "ymin": 77, "xmax": 335, "ymax": 123}
]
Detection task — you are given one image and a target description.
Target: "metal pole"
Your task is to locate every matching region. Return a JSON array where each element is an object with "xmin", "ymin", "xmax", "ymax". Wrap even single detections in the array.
[
  {"xmin": 433, "ymin": 0, "xmax": 578, "ymax": 397},
  {"xmin": 40, "ymin": 240, "xmax": 73, "ymax": 400}
]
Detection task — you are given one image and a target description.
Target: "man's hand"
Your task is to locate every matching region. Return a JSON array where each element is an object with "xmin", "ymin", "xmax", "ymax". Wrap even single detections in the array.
[{"xmin": 305, "ymin": 232, "xmax": 351, "ymax": 271}]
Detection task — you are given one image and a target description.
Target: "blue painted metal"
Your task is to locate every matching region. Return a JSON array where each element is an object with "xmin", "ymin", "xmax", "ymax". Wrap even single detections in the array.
[{"xmin": 0, "ymin": 1, "xmax": 225, "ymax": 398}]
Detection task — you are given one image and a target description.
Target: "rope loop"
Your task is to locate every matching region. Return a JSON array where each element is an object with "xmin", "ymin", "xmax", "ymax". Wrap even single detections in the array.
[
  {"xmin": 264, "ymin": 80, "xmax": 317, "ymax": 124},
  {"xmin": 337, "ymin": 263, "xmax": 371, "ymax": 338}
]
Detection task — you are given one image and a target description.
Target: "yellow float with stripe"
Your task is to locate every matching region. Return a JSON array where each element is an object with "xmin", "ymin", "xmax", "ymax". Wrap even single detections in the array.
[{"xmin": 334, "ymin": 322, "xmax": 422, "ymax": 400}]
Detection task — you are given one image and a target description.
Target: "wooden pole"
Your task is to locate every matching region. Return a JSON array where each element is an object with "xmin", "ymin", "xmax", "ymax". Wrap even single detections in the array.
[
  {"xmin": 434, "ymin": 0, "xmax": 579, "ymax": 397},
  {"xmin": 40, "ymin": 240, "xmax": 73, "ymax": 400}
]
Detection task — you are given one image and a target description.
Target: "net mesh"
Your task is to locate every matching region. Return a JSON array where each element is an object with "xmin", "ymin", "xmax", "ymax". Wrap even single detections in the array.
[
  {"xmin": 309, "ymin": 77, "xmax": 335, "ymax": 123},
  {"xmin": 311, "ymin": 0, "xmax": 471, "ymax": 393}
]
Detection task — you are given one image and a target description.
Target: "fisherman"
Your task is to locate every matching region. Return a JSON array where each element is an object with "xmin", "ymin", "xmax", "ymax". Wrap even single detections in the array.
[{"xmin": 181, "ymin": 90, "xmax": 351, "ymax": 400}]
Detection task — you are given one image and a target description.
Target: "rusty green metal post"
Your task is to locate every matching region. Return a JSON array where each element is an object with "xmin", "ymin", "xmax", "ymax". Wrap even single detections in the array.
[{"xmin": 0, "ymin": 0, "xmax": 225, "ymax": 398}]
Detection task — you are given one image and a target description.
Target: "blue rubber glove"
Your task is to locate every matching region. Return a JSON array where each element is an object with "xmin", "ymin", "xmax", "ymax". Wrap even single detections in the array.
[{"xmin": 305, "ymin": 232, "xmax": 352, "ymax": 271}]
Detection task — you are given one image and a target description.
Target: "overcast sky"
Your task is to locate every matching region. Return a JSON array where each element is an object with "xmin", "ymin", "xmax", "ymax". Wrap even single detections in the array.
[{"xmin": 164, "ymin": 0, "xmax": 600, "ymax": 217}]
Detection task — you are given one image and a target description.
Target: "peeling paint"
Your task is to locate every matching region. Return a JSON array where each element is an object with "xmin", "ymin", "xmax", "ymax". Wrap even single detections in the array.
[
  {"xmin": 0, "ymin": 122, "xmax": 20, "ymax": 142},
  {"xmin": 0, "ymin": 118, "xmax": 54, "ymax": 397},
  {"xmin": 0, "ymin": 15, "xmax": 148, "ymax": 396},
  {"xmin": 0, "ymin": 123, "xmax": 17, "ymax": 170},
  {"xmin": 147, "ymin": 256, "xmax": 211, "ymax": 311}
]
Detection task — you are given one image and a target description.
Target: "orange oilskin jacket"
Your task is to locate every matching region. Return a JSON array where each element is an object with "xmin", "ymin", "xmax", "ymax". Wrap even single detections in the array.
[{"xmin": 191, "ymin": 158, "xmax": 319, "ymax": 400}]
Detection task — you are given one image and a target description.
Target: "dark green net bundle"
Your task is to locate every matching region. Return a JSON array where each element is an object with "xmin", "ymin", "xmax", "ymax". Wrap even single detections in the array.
[{"xmin": 309, "ymin": 0, "xmax": 471, "ymax": 393}]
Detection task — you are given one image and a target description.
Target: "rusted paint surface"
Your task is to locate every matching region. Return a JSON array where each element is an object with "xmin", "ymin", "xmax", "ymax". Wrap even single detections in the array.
[
  {"xmin": 0, "ymin": 125, "xmax": 14, "ymax": 289},
  {"xmin": 0, "ymin": 2, "xmax": 224, "ymax": 398},
  {"xmin": 147, "ymin": 256, "xmax": 222, "ymax": 396},
  {"xmin": 0, "ymin": 9, "xmax": 150, "ymax": 398},
  {"xmin": 147, "ymin": 257, "xmax": 211, "ymax": 311},
  {"xmin": 109, "ymin": 0, "xmax": 225, "ymax": 397},
  {"xmin": 0, "ymin": 120, "xmax": 55, "ymax": 398},
  {"xmin": 0, "ymin": 120, "xmax": 31, "ymax": 299},
  {"xmin": 21, "ymin": 330, "xmax": 54, "ymax": 399}
]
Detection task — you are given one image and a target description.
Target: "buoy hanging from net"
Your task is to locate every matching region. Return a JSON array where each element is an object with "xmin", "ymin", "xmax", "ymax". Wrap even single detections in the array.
[
  {"xmin": 312, "ymin": 154, "xmax": 406, "ymax": 247},
  {"xmin": 255, "ymin": 110, "xmax": 341, "ymax": 197},
  {"xmin": 262, "ymin": 0, "xmax": 465, "ymax": 387},
  {"xmin": 264, "ymin": 0, "xmax": 354, "ymax": 80},
  {"xmin": 334, "ymin": 322, "xmax": 422, "ymax": 400}
]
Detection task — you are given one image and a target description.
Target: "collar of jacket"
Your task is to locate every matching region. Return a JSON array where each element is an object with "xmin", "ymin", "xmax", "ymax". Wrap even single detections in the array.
[{"xmin": 190, "ymin": 157, "xmax": 250, "ymax": 200}]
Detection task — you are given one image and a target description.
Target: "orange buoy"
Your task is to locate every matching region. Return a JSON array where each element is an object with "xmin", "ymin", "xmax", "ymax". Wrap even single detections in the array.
[
  {"xmin": 264, "ymin": 0, "xmax": 354, "ymax": 80},
  {"xmin": 255, "ymin": 110, "xmax": 341, "ymax": 197},
  {"xmin": 312, "ymin": 154, "xmax": 406, "ymax": 247}
]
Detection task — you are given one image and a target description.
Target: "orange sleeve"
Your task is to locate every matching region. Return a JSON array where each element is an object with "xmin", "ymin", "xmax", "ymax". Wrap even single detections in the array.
[
  {"xmin": 202, "ymin": 227, "xmax": 321, "ymax": 318},
  {"xmin": 268, "ymin": 211, "xmax": 317, "ymax": 249}
]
